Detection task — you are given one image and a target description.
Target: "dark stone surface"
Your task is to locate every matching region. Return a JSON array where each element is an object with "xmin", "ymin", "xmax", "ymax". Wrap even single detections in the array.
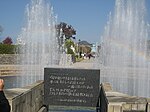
[
  {"xmin": 48, "ymin": 110, "xmax": 95, "ymax": 112},
  {"xmin": 123, "ymin": 110, "xmax": 145, "ymax": 112},
  {"xmin": 44, "ymin": 68, "xmax": 100, "ymax": 107}
]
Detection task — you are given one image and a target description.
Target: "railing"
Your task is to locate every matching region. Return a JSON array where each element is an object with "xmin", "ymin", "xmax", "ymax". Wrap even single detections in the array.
[
  {"xmin": 96, "ymin": 83, "xmax": 108, "ymax": 112},
  {"xmin": 96, "ymin": 83, "xmax": 149, "ymax": 112}
]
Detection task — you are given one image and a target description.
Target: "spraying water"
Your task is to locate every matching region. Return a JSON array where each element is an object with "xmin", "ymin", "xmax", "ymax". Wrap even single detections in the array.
[
  {"xmin": 97, "ymin": 0, "xmax": 150, "ymax": 97},
  {"xmin": 17, "ymin": 0, "xmax": 60, "ymax": 87}
]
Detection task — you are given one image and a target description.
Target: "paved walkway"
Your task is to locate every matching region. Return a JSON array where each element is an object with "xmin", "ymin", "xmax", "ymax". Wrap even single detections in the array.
[{"xmin": 70, "ymin": 58, "xmax": 95, "ymax": 69}]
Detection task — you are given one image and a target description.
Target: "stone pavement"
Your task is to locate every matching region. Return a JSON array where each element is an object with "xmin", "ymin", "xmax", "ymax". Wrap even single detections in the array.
[{"xmin": 70, "ymin": 58, "xmax": 95, "ymax": 69}]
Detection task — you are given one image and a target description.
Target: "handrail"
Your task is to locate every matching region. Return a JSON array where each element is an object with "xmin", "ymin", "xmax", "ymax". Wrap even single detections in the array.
[{"xmin": 96, "ymin": 83, "xmax": 109, "ymax": 112}]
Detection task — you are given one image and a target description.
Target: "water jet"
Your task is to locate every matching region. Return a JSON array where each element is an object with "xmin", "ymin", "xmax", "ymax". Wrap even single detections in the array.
[{"xmin": 97, "ymin": 0, "xmax": 150, "ymax": 97}]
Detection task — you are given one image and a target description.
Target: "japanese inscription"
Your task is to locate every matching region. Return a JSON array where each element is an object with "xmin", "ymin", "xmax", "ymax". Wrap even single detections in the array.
[{"xmin": 44, "ymin": 68, "xmax": 100, "ymax": 107}]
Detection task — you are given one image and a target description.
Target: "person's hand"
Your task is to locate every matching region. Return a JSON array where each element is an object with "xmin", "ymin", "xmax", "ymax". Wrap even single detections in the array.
[{"xmin": 0, "ymin": 79, "xmax": 4, "ymax": 91}]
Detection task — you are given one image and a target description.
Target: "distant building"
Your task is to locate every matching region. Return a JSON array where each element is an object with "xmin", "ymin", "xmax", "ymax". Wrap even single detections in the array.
[
  {"xmin": 78, "ymin": 40, "xmax": 92, "ymax": 47},
  {"xmin": 78, "ymin": 41, "xmax": 92, "ymax": 53}
]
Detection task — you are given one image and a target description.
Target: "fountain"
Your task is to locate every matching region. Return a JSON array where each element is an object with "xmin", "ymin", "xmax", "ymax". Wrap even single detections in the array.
[
  {"xmin": 97, "ymin": 0, "xmax": 150, "ymax": 97},
  {"xmin": 16, "ymin": 0, "xmax": 60, "ymax": 87}
]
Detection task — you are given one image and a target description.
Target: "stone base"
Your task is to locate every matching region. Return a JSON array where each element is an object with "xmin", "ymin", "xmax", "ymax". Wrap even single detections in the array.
[
  {"xmin": 103, "ymin": 83, "xmax": 150, "ymax": 112},
  {"xmin": 4, "ymin": 81, "xmax": 150, "ymax": 112},
  {"xmin": 5, "ymin": 80, "xmax": 45, "ymax": 112}
]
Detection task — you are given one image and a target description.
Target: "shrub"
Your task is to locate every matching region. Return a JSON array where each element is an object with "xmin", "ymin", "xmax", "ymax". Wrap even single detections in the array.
[{"xmin": 0, "ymin": 44, "xmax": 17, "ymax": 54}]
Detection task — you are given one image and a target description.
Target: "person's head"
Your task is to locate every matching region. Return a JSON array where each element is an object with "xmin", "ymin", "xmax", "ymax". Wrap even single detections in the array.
[{"xmin": 0, "ymin": 79, "xmax": 4, "ymax": 91}]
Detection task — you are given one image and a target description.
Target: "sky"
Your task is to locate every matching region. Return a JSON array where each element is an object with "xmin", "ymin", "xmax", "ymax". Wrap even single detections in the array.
[{"xmin": 0, "ymin": 0, "xmax": 150, "ymax": 44}]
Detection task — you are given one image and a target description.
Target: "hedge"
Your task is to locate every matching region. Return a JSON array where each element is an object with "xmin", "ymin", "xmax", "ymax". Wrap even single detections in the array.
[{"xmin": 0, "ymin": 44, "xmax": 17, "ymax": 54}]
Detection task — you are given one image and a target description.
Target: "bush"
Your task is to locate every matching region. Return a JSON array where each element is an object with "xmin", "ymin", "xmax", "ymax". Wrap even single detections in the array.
[
  {"xmin": 0, "ymin": 44, "xmax": 17, "ymax": 54},
  {"xmin": 67, "ymin": 48, "xmax": 74, "ymax": 55}
]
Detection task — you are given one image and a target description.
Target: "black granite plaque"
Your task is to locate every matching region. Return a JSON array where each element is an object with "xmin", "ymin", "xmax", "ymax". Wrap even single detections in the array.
[
  {"xmin": 123, "ymin": 110, "xmax": 145, "ymax": 112},
  {"xmin": 44, "ymin": 68, "xmax": 100, "ymax": 107}
]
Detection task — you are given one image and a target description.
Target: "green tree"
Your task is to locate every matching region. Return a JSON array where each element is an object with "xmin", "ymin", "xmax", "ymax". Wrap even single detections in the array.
[
  {"xmin": 56, "ymin": 22, "xmax": 76, "ymax": 53},
  {"xmin": 64, "ymin": 39, "xmax": 75, "ymax": 54},
  {"xmin": 0, "ymin": 44, "xmax": 17, "ymax": 54},
  {"xmin": 0, "ymin": 36, "xmax": 16, "ymax": 54}
]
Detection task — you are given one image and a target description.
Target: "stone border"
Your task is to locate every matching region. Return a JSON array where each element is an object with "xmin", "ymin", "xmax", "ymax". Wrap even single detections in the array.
[
  {"xmin": 103, "ymin": 83, "xmax": 150, "ymax": 112},
  {"xmin": 5, "ymin": 80, "xmax": 45, "ymax": 112}
]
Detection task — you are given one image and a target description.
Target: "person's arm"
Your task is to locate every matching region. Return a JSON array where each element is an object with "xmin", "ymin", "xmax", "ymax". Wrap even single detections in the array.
[{"xmin": 0, "ymin": 79, "xmax": 10, "ymax": 112}]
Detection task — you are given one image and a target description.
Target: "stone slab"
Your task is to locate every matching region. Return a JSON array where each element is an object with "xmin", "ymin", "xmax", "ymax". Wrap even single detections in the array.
[{"xmin": 44, "ymin": 68, "xmax": 100, "ymax": 107}]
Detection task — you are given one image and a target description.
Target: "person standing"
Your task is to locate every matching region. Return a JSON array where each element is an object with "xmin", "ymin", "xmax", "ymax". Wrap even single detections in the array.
[{"xmin": 0, "ymin": 79, "xmax": 10, "ymax": 112}]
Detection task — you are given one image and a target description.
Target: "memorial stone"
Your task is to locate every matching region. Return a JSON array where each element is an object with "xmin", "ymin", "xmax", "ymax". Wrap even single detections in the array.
[
  {"xmin": 123, "ymin": 110, "xmax": 146, "ymax": 112},
  {"xmin": 44, "ymin": 68, "xmax": 100, "ymax": 107}
]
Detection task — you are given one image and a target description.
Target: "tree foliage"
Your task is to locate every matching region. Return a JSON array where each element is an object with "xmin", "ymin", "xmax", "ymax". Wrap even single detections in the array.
[
  {"xmin": 0, "ymin": 44, "xmax": 17, "ymax": 54},
  {"xmin": 56, "ymin": 22, "xmax": 76, "ymax": 39},
  {"xmin": 64, "ymin": 39, "xmax": 75, "ymax": 54},
  {"xmin": 65, "ymin": 39, "xmax": 74, "ymax": 48},
  {"xmin": 2, "ymin": 37, "xmax": 13, "ymax": 45}
]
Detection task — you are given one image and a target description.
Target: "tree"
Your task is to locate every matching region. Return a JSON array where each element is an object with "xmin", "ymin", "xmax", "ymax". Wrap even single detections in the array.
[
  {"xmin": 64, "ymin": 39, "xmax": 75, "ymax": 54},
  {"xmin": 2, "ymin": 37, "xmax": 13, "ymax": 45},
  {"xmin": 56, "ymin": 22, "xmax": 76, "ymax": 53},
  {"xmin": 56, "ymin": 22, "xmax": 76, "ymax": 39},
  {"xmin": 0, "ymin": 44, "xmax": 16, "ymax": 54}
]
